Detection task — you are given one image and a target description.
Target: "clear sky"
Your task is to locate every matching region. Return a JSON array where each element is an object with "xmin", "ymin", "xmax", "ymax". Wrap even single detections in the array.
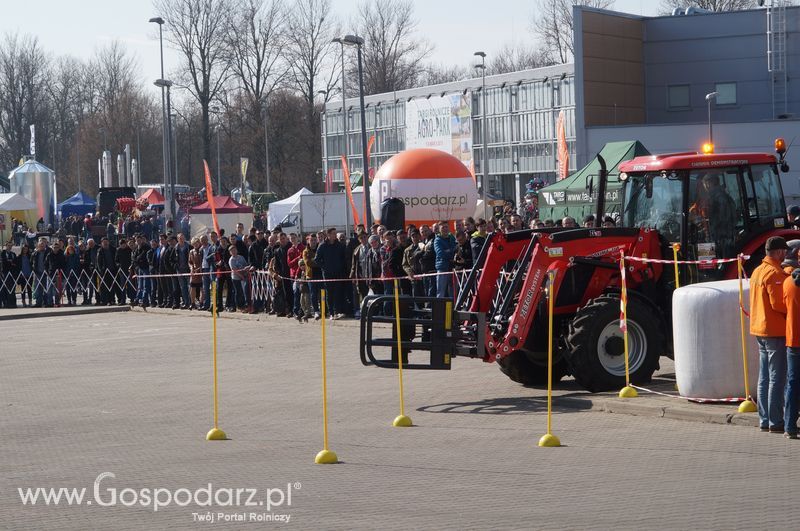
[{"xmin": 1, "ymin": 0, "xmax": 658, "ymax": 94}]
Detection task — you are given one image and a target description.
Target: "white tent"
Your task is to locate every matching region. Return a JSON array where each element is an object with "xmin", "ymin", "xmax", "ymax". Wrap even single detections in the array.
[
  {"xmin": 267, "ymin": 187, "xmax": 312, "ymax": 230},
  {"xmin": 0, "ymin": 193, "xmax": 38, "ymax": 244}
]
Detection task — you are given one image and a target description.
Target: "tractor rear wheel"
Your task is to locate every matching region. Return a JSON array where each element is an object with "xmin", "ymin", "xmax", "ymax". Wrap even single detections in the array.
[
  {"xmin": 565, "ymin": 295, "xmax": 663, "ymax": 392},
  {"xmin": 497, "ymin": 350, "xmax": 569, "ymax": 387}
]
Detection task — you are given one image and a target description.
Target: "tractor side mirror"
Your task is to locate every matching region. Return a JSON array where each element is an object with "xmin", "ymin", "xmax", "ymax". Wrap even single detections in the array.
[{"xmin": 586, "ymin": 175, "xmax": 594, "ymax": 197}]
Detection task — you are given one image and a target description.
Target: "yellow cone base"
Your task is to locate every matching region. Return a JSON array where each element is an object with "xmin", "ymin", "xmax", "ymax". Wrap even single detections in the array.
[
  {"xmin": 738, "ymin": 399, "xmax": 757, "ymax": 413},
  {"xmin": 206, "ymin": 428, "xmax": 227, "ymax": 440},
  {"xmin": 619, "ymin": 386, "xmax": 638, "ymax": 398},
  {"xmin": 314, "ymin": 449, "xmax": 339, "ymax": 464},
  {"xmin": 538, "ymin": 433, "xmax": 561, "ymax": 447},
  {"xmin": 393, "ymin": 414, "xmax": 413, "ymax": 427}
]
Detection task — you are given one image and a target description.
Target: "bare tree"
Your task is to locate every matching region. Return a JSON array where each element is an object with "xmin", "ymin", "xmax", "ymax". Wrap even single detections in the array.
[
  {"xmin": 155, "ymin": 0, "xmax": 232, "ymax": 165},
  {"xmin": 285, "ymin": 0, "xmax": 339, "ymax": 189},
  {"xmin": 0, "ymin": 33, "xmax": 51, "ymax": 171},
  {"xmin": 350, "ymin": 0, "xmax": 432, "ymax": 95},
  {"xmin": 419, "ymin": 63, "xmax": 470, "ymax": 86},
  {"xmin": 534, "ymin": 0, "xmax": 613, "ymax": 64},
  {"xmin": 659, "ymin": 0, "xmax": 761, "ymax": 13},
  {"xmin": 226, "ymin": 0, "xmax": 288, "ymax": 107},
  {"xmin": 489, "ymin": 42, "xmax": 555, "ymax": 75}
]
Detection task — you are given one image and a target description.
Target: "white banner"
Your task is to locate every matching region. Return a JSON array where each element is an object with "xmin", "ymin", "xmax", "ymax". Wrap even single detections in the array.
[
  {"xmin": 405, "ymin": 94, "xmax": 473, "ymax": 172},
  {"xmin": 371, "ymin": 176, "xmax": 478, "ymax": 224},
  {"xmin": 29, "ymin": 124, "xmax": 36, "ymax": 157}
]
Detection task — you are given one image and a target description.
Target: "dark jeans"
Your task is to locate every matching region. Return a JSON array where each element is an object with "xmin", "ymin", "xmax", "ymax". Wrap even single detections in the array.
[
  {"xmin": 230, "ymin": 279, "xmax": 245, "ymax": 308},
  {"xmin": 310, "ymin": 282, "xmax": 321, "ymax": 314},
  {"xmin": 423, "ymin": 275, "xmax": 436, "ymax": 297},
  {"xmin": 201, "ymin": 268, "xmax": 212, "ymax": 309},
  {"xmin": 322, "ymin": 273, "xmax": 345, "ymax": 315},
  {"xmin": 757, "ymin": 336, "xmax": 787, "ymax": 430},
  {"xmin": 785, "ymin": 347, "xmax": 800, "ymax": 435}
]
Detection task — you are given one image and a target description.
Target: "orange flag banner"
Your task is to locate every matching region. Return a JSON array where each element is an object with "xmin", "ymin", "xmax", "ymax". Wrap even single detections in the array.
[
  {"xmin": 366, "ymin": 134, "xmax": 375, "ymax": 162},
  {"xmin": 203, "ymin": 160, "xmax": 220, "ymax": 235},
  {"xmin": 340, "ymin": 156, "xmax": 360, "ymax": 227},
  {"xmin": 556, "ymin": 110, "xmax": 569, "ymax": 181}
]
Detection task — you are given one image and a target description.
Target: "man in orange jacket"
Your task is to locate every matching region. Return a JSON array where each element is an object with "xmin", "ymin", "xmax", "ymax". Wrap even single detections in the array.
[
  {"xmin": 750, "ymin": 236, "xmax": 790, "ymax": 432},
  {"xmin": 784, "ymin": 267, "xmax": 800, "ymax": 438}
]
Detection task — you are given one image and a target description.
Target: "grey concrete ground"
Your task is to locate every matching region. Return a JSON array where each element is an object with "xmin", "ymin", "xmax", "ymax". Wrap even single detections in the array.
[{"xmin": 1, "ymin": 311, "xmax": 795, "ymax": 530}]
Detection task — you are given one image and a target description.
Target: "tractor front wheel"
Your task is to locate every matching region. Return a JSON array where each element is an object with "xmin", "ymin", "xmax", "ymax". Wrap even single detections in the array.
[
  {"xmin": 497, "ymin": 350, "xmax": 569, "ymax": 387},
  {"xmin": 566, "ymin": 295, "xmax": 663, "ymax": 392}
]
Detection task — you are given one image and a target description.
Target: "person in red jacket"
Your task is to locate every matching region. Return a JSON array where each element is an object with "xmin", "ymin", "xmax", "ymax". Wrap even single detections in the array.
[
  {"xmin": 783, "ymin": 268, "xmax": 800, "ymax": 438},
  {"xmin": 286, "ymin": 233, "xmax": 305, "ymax": 318},
  {"xmin": 750, "ymin": 236, "xmax": 790, "ymax": 433}
]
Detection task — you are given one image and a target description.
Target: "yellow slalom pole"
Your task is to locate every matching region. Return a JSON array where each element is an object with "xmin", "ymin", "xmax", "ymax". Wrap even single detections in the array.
[
  {"xmin": 392, "ymin": 279, "xmax": 412, "ymax": 427},
  {"xmin": 672, "ymin": 243, "xmax": 681, "ymax": 289},
  {"xmin": 206, "ymin": 281, "xmax": 227, "ymax": 440},
  {"xmin": 736, "ymin": 257, "xmax": 757, "ymax": 413},
  {"xmin": 539, "ymin": 270, "xmax": 560, "ymax": 447},
  {"xmin": 619, "ymin": 252, "xmax": 638, "ymax": 398},
  {"xmin": 316, "ymin": 289, "xmax": 338, "ymax": 463}
]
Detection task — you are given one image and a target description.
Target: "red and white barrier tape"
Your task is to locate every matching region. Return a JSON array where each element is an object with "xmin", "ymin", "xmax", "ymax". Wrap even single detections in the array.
[
  {"xmin": 630, "ymin": 384, "xmax": 747, "ymax": 404},
  {"xmin": 624, "ymin": 255, "xmax": 750, "ymax": 265}
]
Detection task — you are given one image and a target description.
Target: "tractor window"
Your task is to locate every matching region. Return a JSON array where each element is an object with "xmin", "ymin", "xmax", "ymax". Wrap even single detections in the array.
[
  {"xmin": 688, "ymin": 168, "xmax": 742, "ymax": 258},
  {"xmin": 623, "ymin": 173, "xmax": 683, "ymax": 243},
  {"xmin": 748, "ymin": 164, "xmax": 785, "ymax": 220}
]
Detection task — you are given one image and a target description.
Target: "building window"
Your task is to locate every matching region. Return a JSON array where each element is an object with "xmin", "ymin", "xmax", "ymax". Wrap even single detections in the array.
[
  {"xmin": 668, "ymin": 84, "xmax": 690, "ymax": 109},
  {"xmin": 715, "ymin": 82, "xmax": 736, "ymax": 105}
]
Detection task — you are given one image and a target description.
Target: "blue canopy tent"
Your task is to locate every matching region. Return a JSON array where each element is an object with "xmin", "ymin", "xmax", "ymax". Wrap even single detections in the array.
[{"xmin": 58, "ymin": 190, "xmax": 96, "ymax": 217}]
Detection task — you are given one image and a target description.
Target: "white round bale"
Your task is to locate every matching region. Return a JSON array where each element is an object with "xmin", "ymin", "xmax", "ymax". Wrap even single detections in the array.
[{"xmin": 672, "ymin": 279, "xmax": 759, "ymax": 400}]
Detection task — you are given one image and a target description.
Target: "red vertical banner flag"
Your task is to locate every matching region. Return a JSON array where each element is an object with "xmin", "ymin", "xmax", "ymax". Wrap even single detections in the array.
[
  {"xmin": 556, "ymin": 110, "xmax": 569, "ymax": 181},
  {"xmin": 203, "ymin": 160, "xmax": 221, "ymax": 235},
  {"xmin": 340, "ymin": 156, "xmax": 361, "ymax": 227},
  {"xmin": 364, "ymin": 134, "xmax": 376, "ymax": 225}
]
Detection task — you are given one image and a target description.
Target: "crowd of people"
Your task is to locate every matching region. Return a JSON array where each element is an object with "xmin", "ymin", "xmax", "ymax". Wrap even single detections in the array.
[{"xmin": 0, "ymin": 211, "xmax": 552, "ymax": 317}]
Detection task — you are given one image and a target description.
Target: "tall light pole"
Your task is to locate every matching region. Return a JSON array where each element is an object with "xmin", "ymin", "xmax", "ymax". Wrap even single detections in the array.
[
  {"xmin": 76, "ymin": 121, "xmax": 81, "ymax": 191},
  {"xmin": 260, "ymin": 99, "xmax": 271, "ymax": 194},
  {"xmin": 341, "ymin": 34, "xmax": 371, "ymax": 228},
  {"xmin": 150, "ymin": 16, "xmax": 172, "ymax": 221},
  {"xmin": 155, "ymin": 78, "xmax": 174, "ymax": 220},
  {"xmin": 317, "ymin": 90, "xmax": 328, "ymax": 191},
  {"xmin": 332, "ymin": 37, "xmax": 349, "ymax": 186},
  {"xmin": 99, "ymin": 128, "xmax": 108, "ymax": 152},
  {"xmin": 474, "ymin": 51, "xmax": 488, "ymax": 220},
  {"xmin": 211, "ymin": 106, "xmax": 222, "ymax": 193},
  {"xmin": 170, "ymin": 113, "xmax": 178, "ymax": 183},
  {"xmin": 705, "ymin": 91, "xmax": 718, "ymax": 147}
]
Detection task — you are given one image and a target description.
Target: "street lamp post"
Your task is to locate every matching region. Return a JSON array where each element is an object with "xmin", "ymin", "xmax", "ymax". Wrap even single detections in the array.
[
  {"xmin": 474, "ymin": 51, "xmax": 488, "ymax": 220},
  {"xmin": 211, "ymin": 106, "xmax": 222, "ymax": 193},
  {"xmin": 154, "ymin": 78, "xmax": 175, "ymax": 221},
  {"xmin": 260, "ymin": 100, "xmax": 271, "ymax": 194},
  {"xmin": 318, "ymin": 89, "xmax": 328, "ymax": 190},
  {"xmin": 76, "ymin": 122, "xmax": 81, "ymax": 191},
  {"xmin": 99, "ymin": 128, "xmax": 108, "ymax": 152},
  {"xmin": 341, "ymin": 34, "xmax": 371, "ymax": 228},
  {"xmin": 170, "ymin": 113, "xmax": 178, "ymax": 184},
  {"xmin": 705, "ymin": 91, "xmax": 718, "ymax": 147},
  {"xmin": 150, "ymin": 16, "xmax": 174, "ymax": 222},
  {"xmin": 332, "ymin": 38, "xmax": 349, "ymax": 188}
]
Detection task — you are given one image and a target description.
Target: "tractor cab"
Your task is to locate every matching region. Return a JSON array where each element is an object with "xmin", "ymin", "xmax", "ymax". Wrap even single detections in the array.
[{"xmin": 618, "ymin": 139, "xmax": 793, "ymax": 280}]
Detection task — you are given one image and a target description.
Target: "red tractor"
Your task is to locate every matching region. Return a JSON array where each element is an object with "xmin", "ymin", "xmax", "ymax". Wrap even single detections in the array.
[{"xmin": 360, "ymin": 140, "xmax": 799, "ymax": 392}]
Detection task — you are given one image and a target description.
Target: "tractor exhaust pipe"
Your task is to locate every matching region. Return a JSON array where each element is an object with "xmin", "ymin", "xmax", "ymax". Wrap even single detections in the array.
[{"xmin": 595, "ymin": 153, "xmax": 607, "ymax": 227}]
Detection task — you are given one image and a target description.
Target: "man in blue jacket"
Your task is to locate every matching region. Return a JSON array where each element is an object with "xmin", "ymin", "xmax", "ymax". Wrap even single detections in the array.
[{"xmin": 434, "ymin": 222, "xmax": 457, "ymax": 299}]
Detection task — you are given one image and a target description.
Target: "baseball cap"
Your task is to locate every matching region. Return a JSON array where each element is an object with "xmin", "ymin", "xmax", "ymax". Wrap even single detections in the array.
[
  {"xmin": 782, "ymin": 240, "xmax": 800, "ymax": 268},
  {"xmin": 788, "ymin": 205, "xmax": 800, "ymax": 217},
  {"xmin": 765, "ymin": 236, "xmax": 790, "ymax": 251}
]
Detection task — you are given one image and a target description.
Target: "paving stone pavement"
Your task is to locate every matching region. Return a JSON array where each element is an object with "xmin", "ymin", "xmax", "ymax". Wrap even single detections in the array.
[{"xmin": 1, "ymin": 312, "xmax": 795, "ymax": 530}]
